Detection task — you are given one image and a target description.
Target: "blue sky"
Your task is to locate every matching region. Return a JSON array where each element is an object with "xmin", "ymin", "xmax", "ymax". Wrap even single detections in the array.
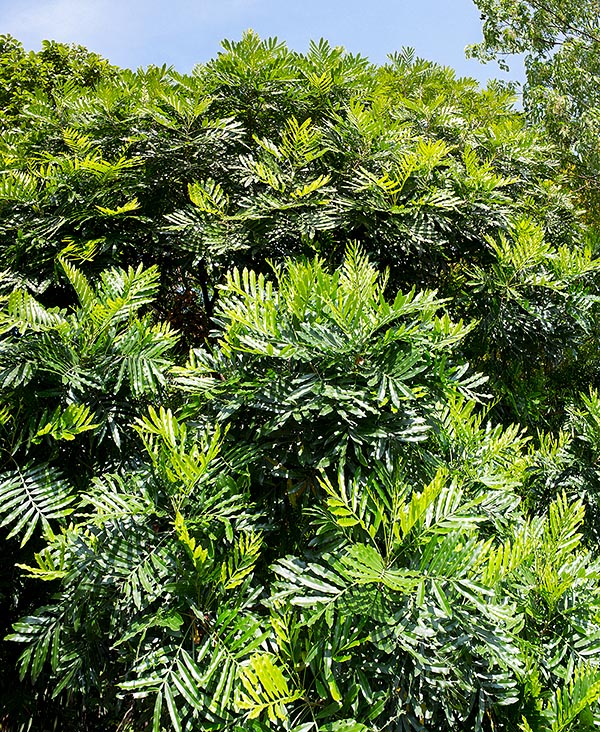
[{"xmin": 0, "ymin": 0, "xmax": 524, "ymax": 85}]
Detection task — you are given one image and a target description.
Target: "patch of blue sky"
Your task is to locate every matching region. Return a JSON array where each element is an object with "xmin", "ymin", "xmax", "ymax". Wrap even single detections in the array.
[{"xmin": 0, "ymin": 0, "xmax": 524, "ymax": 85}]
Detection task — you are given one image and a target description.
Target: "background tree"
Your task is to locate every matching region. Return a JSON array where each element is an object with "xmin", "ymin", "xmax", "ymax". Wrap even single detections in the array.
[
  {"xmin": 0, "ymin": 35, "xmax": 116, "ymax": 123},
  {"xmin": 468, "ymin": 0, "xmax": 600, "ymax": 219}
]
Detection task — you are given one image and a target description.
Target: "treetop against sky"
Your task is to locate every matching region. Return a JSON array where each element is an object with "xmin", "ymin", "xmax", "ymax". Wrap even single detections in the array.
[{"xmin": 0, "ymin": 0, "xmax": 525, "ymax": 83}]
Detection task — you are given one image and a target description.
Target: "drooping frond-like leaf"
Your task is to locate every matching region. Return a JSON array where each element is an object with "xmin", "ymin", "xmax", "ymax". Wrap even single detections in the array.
[
  {"xmin": 0, "ymin": 463, "xmax": 74, "ymax": 544},
  {"xmin": 34, "ymin": 402, "xmax": 99, "ymax": 442},
  {"xmin": 236, "ymin": 653, "xmax": 302, "ymax": 722},
  {"xmin": 7, "ymin": 289, "xmax": 65, "ymax": 333}
]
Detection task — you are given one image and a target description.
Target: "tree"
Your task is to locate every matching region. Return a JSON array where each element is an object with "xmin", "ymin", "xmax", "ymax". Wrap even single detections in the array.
[
  {"xmin": 1, "ymin": 34, "xmax": 593, "ymax": 426},
  {"xmin": 2, "ymin": 32, "xmax": 600, "ymax": 731},
  {"xmin": 468, "ymin": 0, "xmax": 600, "ymax": 217},
  {"xmin": 0, "ymin": 36, "xmax": 116, "ymax": 123}
]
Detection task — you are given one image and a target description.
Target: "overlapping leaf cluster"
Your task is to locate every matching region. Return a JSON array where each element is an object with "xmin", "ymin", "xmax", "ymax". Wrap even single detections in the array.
[{"xmin": 1, "ymin": 31, "xmax": 600, "ymax": 732}]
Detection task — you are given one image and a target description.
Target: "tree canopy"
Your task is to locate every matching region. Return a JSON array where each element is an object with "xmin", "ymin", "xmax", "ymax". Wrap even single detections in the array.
[
  {"xmin": 469, "ymin": 0, "xmax": 600, "ymax": 217},
  {"xmin": 2, "ymin": 29, "xmax": 600, "ymax": 732}
]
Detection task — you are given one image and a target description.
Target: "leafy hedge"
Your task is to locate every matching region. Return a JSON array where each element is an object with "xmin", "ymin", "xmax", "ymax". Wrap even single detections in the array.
[{"xmin": 1, "ymin": 32, "xmax": 600, "ymax": 732}]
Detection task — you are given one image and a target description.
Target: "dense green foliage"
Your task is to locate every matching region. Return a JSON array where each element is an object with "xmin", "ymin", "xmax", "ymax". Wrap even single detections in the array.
[
  {"xmin": 469, "ymin": 0, "xmax": 600, "ymax": 217},
  {"xmin": 2, "ymin": 29, "xmax": 600, "ymax": 732}
]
